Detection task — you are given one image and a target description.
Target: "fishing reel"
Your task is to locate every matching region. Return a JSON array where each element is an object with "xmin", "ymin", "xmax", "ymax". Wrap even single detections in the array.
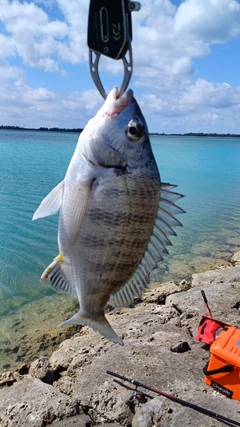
[{"xmin": 126, "ymin": 388, "xmax": 147, "ymax": 405}]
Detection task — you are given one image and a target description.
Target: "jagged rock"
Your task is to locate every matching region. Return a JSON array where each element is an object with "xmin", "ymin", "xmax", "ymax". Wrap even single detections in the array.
[
  {"xmin": 1, "ymin": 261, "xmax": 240, "ymax": 426},
  {"xmin": 142, "ymin": 281, "xmax": 180, "ymax": 304},
  {"xmin": 16, "ymin": 363, "xmax": 30, "ymax": 375},
  {"xmin": 179, "ymin": 279, "xmax": 191, "ymax": 291},
  {"xmin": 0, "ymin": 364, "xmax": 29, "ymax": 387},
  {"xmin": 231, "ymin": 251, "xmax": 240, "ymax": 266},
  {"xmin": 69, "ymin": 315, "xmax": 240, "ymax": 426},
  {"xmin": 56, "ymin": 374, "xmax": 75, "ymax": 395},
  {"xmin": 52, "ymin": 414, "xmax": 93, "ymax": 426},
  {"xmin": 166, "ymin": 281, "xmax": 240, "ymax": 336},
  {"xmin": 191, "ymin": 265, "xmax": 240, "ymax": 288},
  {"xmin": 0, "ymin": 371, "xmax": 15, "ymax": 388},
  {"xmin": 29, "ymin": 355, "xmax": 54, "ymax": 384},
  {"xmin": 0, "ymin": 376, "xmax": 79, "ymax": 426},
  {"xmin": 49, "ymin": 334, "xmax": 95, "ymax": 373},
  {"xmin": 131, "ymin": 397, "xmax": 164, "ymax": 427},
  {"xmin": 98, "ymin": 424, "xmax": 123, "ymax": 427}
]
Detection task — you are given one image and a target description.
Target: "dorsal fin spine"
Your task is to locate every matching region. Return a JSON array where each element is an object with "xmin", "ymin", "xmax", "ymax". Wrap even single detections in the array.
[{"xmin": 108, "ymin": 183, "xmax": 185, "ymax": 308}]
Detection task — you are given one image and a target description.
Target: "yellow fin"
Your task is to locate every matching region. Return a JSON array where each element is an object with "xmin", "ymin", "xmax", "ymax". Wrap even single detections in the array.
[{"xmin": 56, "ymin": 253, "xmax": 64, "ymax": 262}]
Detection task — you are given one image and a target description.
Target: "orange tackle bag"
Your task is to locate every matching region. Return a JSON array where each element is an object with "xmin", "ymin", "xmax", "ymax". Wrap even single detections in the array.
[{"xmin": 204, "ymin": 326, "xmax": 240, "ymax": 401}]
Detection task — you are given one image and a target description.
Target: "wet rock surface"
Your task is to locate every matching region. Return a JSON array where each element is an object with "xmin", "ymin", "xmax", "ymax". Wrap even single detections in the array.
[{"xmin": 1, "ymin": 253, "xmax": 240, "ymax": 426}]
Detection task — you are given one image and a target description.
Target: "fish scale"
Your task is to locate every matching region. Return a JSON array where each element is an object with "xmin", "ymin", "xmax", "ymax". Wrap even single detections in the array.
[
  {"xmin": 33, "ymin": 87, "xmax": 184, "ymax": 345},
  {"xmin": 68, "ymin": 174, "xmax": 160, "ymax": 294}
]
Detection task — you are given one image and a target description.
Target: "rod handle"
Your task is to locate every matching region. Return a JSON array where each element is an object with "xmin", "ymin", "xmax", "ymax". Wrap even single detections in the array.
[
  {"xmin": 107, "ymin": 370, "xmax": 133, "ymax": 383},
  {"xmin": 201, "ymin": 290, "xmax": 208, "ymax": 305},
  {"xmin": 107, "ymin": 370, "xmax": 125, "ymax": 380}
]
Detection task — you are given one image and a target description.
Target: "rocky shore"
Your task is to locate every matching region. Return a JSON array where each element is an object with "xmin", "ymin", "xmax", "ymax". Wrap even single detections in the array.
[{"xmin": 1, "ymin": 252, "xmax": 240, "ymax": 426}]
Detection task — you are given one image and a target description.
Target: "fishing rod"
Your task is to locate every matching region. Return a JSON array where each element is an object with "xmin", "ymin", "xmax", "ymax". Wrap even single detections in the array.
[
  {"xmin": 201, "ymin": 290, "xmax": 213, "ymax": 317},
  {"xmin": 107, "ymin": 371, "xmax": 240, "ymax": 427}
]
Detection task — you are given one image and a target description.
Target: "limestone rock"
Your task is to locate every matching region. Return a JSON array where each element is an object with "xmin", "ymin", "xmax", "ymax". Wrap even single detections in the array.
[
  {"xmin": 166, "ymin": 281, "xmax": 240, "ymax": 336},
  {"xmin": 1, "ymin": 261, "xmax": 240, "ymax": 426},
  {"xmin": 142, "ymin": 282, "xmax": 180, "ymax": 304},
  {"xmin": 98, "ymin": 424, "xmax": 124, "ymax": 427},
  {"xmin": 231, "ymin": 251, "xmax": 240, "ymax": 266},
  {"xmin": 52, "ymin": 414, "xmax": 93, "ymax": 426},
  {"xmin": 0, "ymin": 376, "xmax": 79, "ymax": 426},
  {"xmin": 29, "ymin": 355, "xmax": 54, "ymax": 384},
  {"xmin": 132, "ymin": 397, "xmax": 164, "ymax": 427},
  {"xmin": 0, "ymin": 371, "xmax": 15, "ymax": 388},
  {"xmin": 179, "ymin": 279, "xmax": 191, "ymax": 291},
  {"xmin": 49, "ymin": 335, "xmax": 94, "ymax": 373},
  {"xmin": 191, "ymin": 265, "xmax": 240, "ymax": 288}
]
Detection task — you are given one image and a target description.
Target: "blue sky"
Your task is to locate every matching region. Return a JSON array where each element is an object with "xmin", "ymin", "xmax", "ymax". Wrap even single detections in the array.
[{"xmin": 1, "ymin": 0, "xmax": 240, "ymax": 133}]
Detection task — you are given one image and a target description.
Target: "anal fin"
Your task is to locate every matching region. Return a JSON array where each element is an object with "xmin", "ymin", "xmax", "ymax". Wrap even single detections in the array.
[{"xmin": 41, "ymin": 256, "xmax": 76, "ymax": 296}]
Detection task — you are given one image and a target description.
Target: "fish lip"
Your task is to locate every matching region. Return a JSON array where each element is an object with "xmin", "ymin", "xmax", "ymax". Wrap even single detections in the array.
[{"xmin": 110, "ymin": 87, "xmax": 134, "ymax": 115}]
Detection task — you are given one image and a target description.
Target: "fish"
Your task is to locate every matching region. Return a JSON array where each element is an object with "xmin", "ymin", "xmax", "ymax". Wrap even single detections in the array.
[{"xmin": 32, "ymin": 87, "xmax": 184, "ymax": 346}]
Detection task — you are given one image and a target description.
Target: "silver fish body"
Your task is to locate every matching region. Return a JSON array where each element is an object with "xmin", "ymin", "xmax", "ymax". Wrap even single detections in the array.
[{"xmin": 33, "ymin": 87, "xmax": 184, "ymax": 345}]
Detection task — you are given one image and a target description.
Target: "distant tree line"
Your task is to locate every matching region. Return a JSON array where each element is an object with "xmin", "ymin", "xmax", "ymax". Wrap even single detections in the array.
[
  {"xmin": 183, "ymin": 132, "xmax": 240, "ymax": 137},
  {"xmin": 150, "ymin": 132, "xmax": 240, "ymax": 137},
  {"xmin": 0, "ymin": 125, "xmax": 83, "ymax": 133},
  {"xmin": 1, "ymin": 126, "xmax": 239, "ymax": 137}
]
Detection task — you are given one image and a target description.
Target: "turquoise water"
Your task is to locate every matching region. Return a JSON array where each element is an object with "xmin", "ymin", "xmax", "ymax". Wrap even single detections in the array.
[
  {"xmin": 1, "ymin": 130, "xmax": 240, "ymax": 370},
  {"xmin": 152, "ymin": 136, "xmax": 240, "ymax": 280},
  {"xmin": 0, "ymin": 131, "xmax": 78, "ymax": 312}
]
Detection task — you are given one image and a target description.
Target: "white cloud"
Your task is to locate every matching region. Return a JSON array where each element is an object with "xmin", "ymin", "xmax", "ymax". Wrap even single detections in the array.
[
  {"xmin": 0, "ymin": 0, "xmax": 240, "ymax": 133},
  {"xmin": 0, "ymin": 0, "xmax": 87, "ymax": 72},
  {"xmin": 1, "ymin": 0, "xmax": 239, "ymax": 81},
  {"xmin": 175, "ymin": 0, "xmax": 240, "ymax": 43},
  {"xmin": 0, "ymin": 76, "xmax": 103, "ymax": 129},
  {"xmin": 55, "ymin": 0, "xmax": 89, "ymax": 62},
  {"xmin": 136, "ymin": 78, "xmax": 240, "ymax": 134},
  {"xmin": 131, "ymin": 0, "xmax": 240, "ymax": 89},
  {"xmin": 181, "ymin": 79, "xmax": 240, "ymax": 109},
  {"xmin": 0, "ymin": 62, "xmax": 22, "ymax": 81},
  {"xmin": 0, "ymin": 33, "xmax": 15, "ymax": 58}
]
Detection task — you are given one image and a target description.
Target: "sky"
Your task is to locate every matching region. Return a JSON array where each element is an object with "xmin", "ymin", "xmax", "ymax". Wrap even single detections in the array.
[{"xmin": 1, "ymin": 0, "xmax": 240, "ymax": 134}]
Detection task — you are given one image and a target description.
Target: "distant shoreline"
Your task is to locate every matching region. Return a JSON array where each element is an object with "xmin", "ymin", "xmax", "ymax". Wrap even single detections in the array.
[
  {"xmin": 1, "ymin": 125, "xmax": 240, "ymax": 137},
  {"xmin": 150, "ymin": 132, "xmax": 240, "ymax": 137},
  {"xmin": 0, "ymin": 125, "xmax": 83, "ymax": 133}
]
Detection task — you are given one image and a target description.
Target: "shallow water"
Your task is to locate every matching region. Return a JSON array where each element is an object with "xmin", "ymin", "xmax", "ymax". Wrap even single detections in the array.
[
  {"xmin": 0, "ymin": 130, "xmax": 240, "ymax": 371},
  {"xmin": 151, "ymin": 136, "xmax": 240, "ymax": 281}
]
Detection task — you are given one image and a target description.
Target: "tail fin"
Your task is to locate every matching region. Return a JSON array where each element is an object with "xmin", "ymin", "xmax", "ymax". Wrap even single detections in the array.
[{"xmin": 58, "ymin": 312, "xmax": 123, "ymax": 346}]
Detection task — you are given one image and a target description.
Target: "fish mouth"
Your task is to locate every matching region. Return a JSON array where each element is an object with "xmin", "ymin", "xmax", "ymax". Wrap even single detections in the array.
[{"xmin": 110, "ymin": 87, "xmax": 134, "ymax": 115}]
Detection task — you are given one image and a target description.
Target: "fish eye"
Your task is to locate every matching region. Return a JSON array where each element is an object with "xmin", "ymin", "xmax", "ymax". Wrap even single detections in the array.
[{"xmin": 126, "ymin": 120, "xmax": 143, "ymax": 141}]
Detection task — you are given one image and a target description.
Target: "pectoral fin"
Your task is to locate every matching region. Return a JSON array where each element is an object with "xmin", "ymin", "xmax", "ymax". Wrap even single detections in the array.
[
  {"xmin": 32, "ymin": 181, "xmax": 64, "ymax": 220},
  {"xmin": 63, "ymin": 181, "xmax": 93, "ymax": 243}
]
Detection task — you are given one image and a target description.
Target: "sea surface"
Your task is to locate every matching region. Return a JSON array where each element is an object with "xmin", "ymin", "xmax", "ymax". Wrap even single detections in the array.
[{"xmin": 1, "ymin": 129, "xmax": 240, "ymax": 372}]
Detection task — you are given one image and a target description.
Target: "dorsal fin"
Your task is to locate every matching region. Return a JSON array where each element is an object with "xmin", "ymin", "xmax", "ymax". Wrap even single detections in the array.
[{"xmin": 108, "ymin": 183, "xmax": 185, "ymax": 308}]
